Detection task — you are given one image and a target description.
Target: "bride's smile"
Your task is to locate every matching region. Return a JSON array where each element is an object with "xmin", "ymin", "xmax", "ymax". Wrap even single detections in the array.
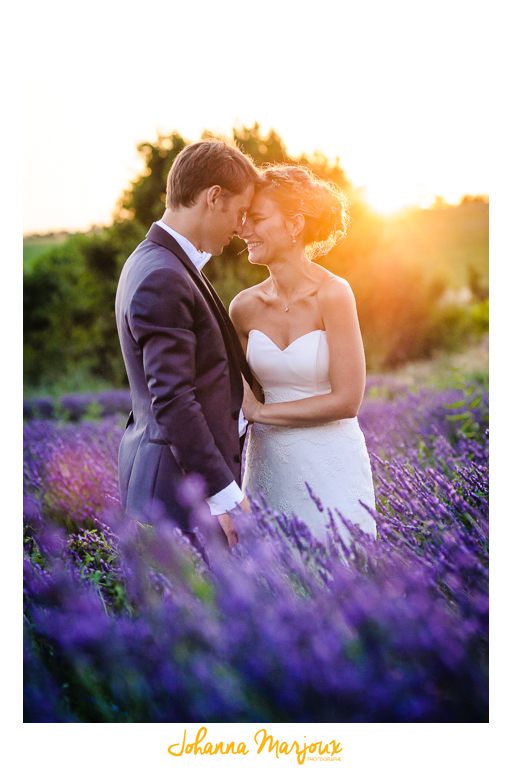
[{"xmin": 241, "ymin": 191, "xmax": 304, "ymax": 266}]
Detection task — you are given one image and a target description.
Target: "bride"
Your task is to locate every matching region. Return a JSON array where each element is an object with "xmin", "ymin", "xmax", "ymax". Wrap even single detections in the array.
[{"xmin": 229, "ymin": 165, "xmax": 376, "ymax": 544}]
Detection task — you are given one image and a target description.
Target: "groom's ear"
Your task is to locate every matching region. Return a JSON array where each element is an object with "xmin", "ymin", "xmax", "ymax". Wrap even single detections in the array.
[{"xmin": 205, "ymin": 185, "xmax": 222, "ymax": 210}]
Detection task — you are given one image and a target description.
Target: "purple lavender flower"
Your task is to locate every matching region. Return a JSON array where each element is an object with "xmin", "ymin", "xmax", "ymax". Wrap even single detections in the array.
[{"xmin": 23, "ymin": 380, "xmax": 488, "ymax": 723}]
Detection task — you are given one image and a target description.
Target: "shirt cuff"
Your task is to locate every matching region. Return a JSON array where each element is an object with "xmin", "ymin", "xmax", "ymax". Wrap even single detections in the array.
[
  {"xmin": 206, "ymin": 480, "xmax": 244, "ymax": 516},
  {"xmin": 238, "ymin": 406, "xmax": 248, "ymax": 437}
]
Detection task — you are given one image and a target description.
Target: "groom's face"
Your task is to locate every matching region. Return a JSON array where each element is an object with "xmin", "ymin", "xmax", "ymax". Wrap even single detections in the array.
[{"xmin": 206, "ymin": 185, "xmax": 254, "ymax": 255}]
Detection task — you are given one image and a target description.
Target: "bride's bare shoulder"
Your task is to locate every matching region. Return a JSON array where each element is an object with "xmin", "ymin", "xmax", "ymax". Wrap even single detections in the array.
[
  {"xmin": 229, "ymin": 279, "xmax": 271, "ymax": 331},
  {"xmin": 316, "ymin": 269, "xmax": 355, "ymax": 313},
  {"xmin": 314, "ymin": 265, "xmax": 351, "ymax": 293}
]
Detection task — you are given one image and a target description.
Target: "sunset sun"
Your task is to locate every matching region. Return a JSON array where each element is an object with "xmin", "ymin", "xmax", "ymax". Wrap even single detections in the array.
[{"xmin": 360, "ymin": 181, "xmax": 437, "ymax": 216}]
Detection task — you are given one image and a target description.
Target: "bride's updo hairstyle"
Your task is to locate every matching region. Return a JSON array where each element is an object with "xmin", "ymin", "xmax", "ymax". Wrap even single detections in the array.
[{"xmin": 255, "ymin": 164, "xmax": 349, "ymax": 260}]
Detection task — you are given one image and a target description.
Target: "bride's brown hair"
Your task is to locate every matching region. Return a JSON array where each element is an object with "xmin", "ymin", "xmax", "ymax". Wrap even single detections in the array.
[{"xmin": 255, "ymin": 164, "xmax": 350, "ymax": 260}]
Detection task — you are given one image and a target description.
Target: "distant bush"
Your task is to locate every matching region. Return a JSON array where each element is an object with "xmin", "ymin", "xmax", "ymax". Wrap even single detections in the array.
[{"xmin": 24, "ymin": 221, "xmax": 145, "ymax": 388}]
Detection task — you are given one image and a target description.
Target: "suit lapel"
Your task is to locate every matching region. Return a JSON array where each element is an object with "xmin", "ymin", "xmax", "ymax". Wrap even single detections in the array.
[
  {"xmin": 145, "ymin": 224, "xmax": 253, "ymax": 388},
  {"xmin": 199, "ymin": 271, "xmax": 253, "ymax": 384}
]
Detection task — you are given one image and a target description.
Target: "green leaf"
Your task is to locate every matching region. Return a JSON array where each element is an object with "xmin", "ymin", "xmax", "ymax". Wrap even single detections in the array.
[{"xmin": 443, "ymin": 400, "xmax": 466, "ymax": 409}]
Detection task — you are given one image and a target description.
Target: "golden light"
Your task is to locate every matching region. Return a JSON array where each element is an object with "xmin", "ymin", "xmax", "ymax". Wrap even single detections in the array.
[
  {"xmin": 23, "ymin": 2, "xmax": 488, "ymax": 234},
  {"xmin": 362, "ymin": 183, "xmax": 436, "ymax": 216}
]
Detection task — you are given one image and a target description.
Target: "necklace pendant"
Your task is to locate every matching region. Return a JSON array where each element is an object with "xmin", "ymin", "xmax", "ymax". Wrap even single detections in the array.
[{"xmin": 284, "ymin": 305, "xmax": 289, "ymax": 312}]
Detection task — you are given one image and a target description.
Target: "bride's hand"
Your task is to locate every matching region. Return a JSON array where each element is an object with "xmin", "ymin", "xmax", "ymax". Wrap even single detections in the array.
[{"xmin": 242, "ymin": 377, "xmax": 262, "ymax": 423}]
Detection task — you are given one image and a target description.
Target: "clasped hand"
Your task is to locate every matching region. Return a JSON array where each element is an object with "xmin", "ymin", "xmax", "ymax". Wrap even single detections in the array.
[{"xmin": 242, "ymin": 376, "xmax": 262, "ymax": 423}]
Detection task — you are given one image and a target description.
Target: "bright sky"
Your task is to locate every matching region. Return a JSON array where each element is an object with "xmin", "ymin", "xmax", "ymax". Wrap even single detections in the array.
[{"xmin": 23, "ymin": 0, "xmax": 491, "ymax": 233}]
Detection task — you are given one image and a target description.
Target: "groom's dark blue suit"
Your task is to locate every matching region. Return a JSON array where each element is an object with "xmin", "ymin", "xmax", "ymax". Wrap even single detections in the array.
[{"xmin": 115, "ymin": 224, "xmax": 253, "ymax": 541}]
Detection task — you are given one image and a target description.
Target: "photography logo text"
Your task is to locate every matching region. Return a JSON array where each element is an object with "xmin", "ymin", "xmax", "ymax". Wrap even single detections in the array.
[{"xmin": 168, "ymin": 726, "xmax": 343, "ymax": 764}]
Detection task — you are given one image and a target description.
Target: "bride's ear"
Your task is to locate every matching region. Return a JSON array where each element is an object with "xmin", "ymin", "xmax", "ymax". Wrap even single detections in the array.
[{"xmin": 288, "ymin": 213, "xmax": 305, "ymax": 241}]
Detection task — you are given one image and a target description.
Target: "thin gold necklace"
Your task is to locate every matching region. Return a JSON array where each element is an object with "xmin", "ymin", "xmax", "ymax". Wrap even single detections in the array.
[
  {"xmin": 275, "ymin": 287, "xmax": 301, "ymax": 312},
  {"xmin": 276, "ymin": 291, "xmax": 293, "ymax": 312},
  {"xmin": 272, "ymin": 275, "xmax": 305, "ymax": 312}
]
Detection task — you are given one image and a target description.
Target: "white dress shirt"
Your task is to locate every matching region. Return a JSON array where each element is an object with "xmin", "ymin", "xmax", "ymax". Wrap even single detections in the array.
[{"xmin": 155, "ymin": 220, "xmax": 247, "ymax": 516}]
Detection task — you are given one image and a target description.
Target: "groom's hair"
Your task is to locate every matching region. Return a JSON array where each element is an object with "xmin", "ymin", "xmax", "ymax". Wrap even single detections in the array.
[{"xmin": 166, "ymin": 140, "xmax": 258, "ymax": 209}]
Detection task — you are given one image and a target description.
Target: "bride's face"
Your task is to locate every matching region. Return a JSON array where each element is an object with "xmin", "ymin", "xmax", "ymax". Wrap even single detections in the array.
[{"xmin": 241, "ymin": 192, "xmax": 294, "ymax": 265}]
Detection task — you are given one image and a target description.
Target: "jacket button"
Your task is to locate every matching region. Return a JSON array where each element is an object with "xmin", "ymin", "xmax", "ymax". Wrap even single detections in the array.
[
  {"xmin": 233, "ymin": 453, "xmax": 241, "ymax": 463},
  {"xmin": 231, "ymin": 409, "xmax": 239, "ymax": 419}
]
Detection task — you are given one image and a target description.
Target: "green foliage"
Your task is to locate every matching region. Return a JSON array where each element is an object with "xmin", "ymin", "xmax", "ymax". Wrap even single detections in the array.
[
  {"xmin": 24, "ymin": 219, "xmax": 145, "ymax": 388},
  {"xmin": 23, "ymin": 233, "xmax": 71, "ymax": 274},
  {"xmin": 115, "ymin": 133, "xmax": 186, "ymax": 228},
  {"xmin": 67, "ymin": 529, "xmax": 129, "ymax": 613},
  {"xmin": 443, "ymin": 382, "xmax": 488, "ymax": 441},
  {"xmin": 81, "ymin": 401, "xmax": 104, "ymax": 422},
  {"xmin": 24, "ymin": 124, "xmax": 488, "ymax": 392}
]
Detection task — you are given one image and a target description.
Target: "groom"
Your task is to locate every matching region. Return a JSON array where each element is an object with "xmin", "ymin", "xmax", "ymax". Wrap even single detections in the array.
[{"xmin": 115, "ymin": 139, "xmax": 258, "ymax": 552}]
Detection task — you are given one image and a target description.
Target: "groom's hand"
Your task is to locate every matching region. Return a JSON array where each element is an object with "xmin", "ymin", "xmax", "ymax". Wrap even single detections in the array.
[
  {"xmin": 217, "ymin": 512, "xmax": 239, "ymax": 547},
  {"xmin": 237, "ymin": 496, "xmax": 251, "ymax": 514}
]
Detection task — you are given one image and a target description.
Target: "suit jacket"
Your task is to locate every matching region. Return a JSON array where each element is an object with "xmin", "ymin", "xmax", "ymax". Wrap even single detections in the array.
[{"xmin": 115, "ymin": 223, "xmax": 253, "ymax": 531}]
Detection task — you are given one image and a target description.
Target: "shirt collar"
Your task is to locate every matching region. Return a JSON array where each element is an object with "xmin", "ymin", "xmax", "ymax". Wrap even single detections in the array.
[{"xmin": 155, "ymin": 219, "xmax": 212, "ymax": 271}]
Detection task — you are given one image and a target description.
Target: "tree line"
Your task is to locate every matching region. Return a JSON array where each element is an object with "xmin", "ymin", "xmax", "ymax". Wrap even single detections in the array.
[{"xmin": 24, "ymin": 124, "xmax": 488, "ymax": 393}]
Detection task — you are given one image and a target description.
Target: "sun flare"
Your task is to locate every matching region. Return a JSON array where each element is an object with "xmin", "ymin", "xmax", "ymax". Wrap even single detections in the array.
[{"xmin": 362, "ymin": 184, "xmax": 435, "ymax": 216}]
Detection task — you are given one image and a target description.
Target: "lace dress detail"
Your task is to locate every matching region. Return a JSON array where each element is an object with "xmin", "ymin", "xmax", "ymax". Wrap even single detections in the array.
[{"xmin": 242, "ymin": 330, "xmax": 376, "ymax": 543}]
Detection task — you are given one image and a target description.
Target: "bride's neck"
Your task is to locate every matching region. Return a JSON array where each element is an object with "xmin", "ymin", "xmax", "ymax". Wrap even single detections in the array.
[{"xmin": 267, "ymin": 253, "xmax": 314, "ymax": 298}]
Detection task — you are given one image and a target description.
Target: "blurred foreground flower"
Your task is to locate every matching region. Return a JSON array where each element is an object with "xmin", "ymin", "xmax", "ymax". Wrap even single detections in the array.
[{"xmin": 23, "ymin": 385, "xmax": 488, "ymax": 722}]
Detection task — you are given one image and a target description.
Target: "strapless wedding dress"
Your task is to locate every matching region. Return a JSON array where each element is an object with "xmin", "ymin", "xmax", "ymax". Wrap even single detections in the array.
[{"xmin": 242, "ymin": 329, "xmax": 376, "ymax": 544}]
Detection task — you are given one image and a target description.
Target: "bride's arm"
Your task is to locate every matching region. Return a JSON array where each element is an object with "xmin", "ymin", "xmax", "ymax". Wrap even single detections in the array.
[
  {"xmin": 246, "ymin": 279, "xmax": 365, "ymax": 427},
  {"xmin": 229, "ymin": 290, "xmax": 265, "ymax": 402}
]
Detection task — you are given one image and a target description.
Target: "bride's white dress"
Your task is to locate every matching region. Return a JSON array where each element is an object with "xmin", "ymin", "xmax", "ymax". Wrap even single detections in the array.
[{"xmin": 242, "ymin": 329, "xmax": 377, "ymax": 543}]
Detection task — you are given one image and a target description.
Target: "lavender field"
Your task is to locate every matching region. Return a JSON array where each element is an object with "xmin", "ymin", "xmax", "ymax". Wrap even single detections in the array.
[{"xmin": 23, "ymin": 366, "xmax": 489, "ymax": 723}]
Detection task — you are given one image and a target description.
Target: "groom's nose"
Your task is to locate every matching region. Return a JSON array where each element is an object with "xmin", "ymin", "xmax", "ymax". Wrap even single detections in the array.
[{"xmin": 234, "ymin": 211, "xmax": 247, "ymax": 237}]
